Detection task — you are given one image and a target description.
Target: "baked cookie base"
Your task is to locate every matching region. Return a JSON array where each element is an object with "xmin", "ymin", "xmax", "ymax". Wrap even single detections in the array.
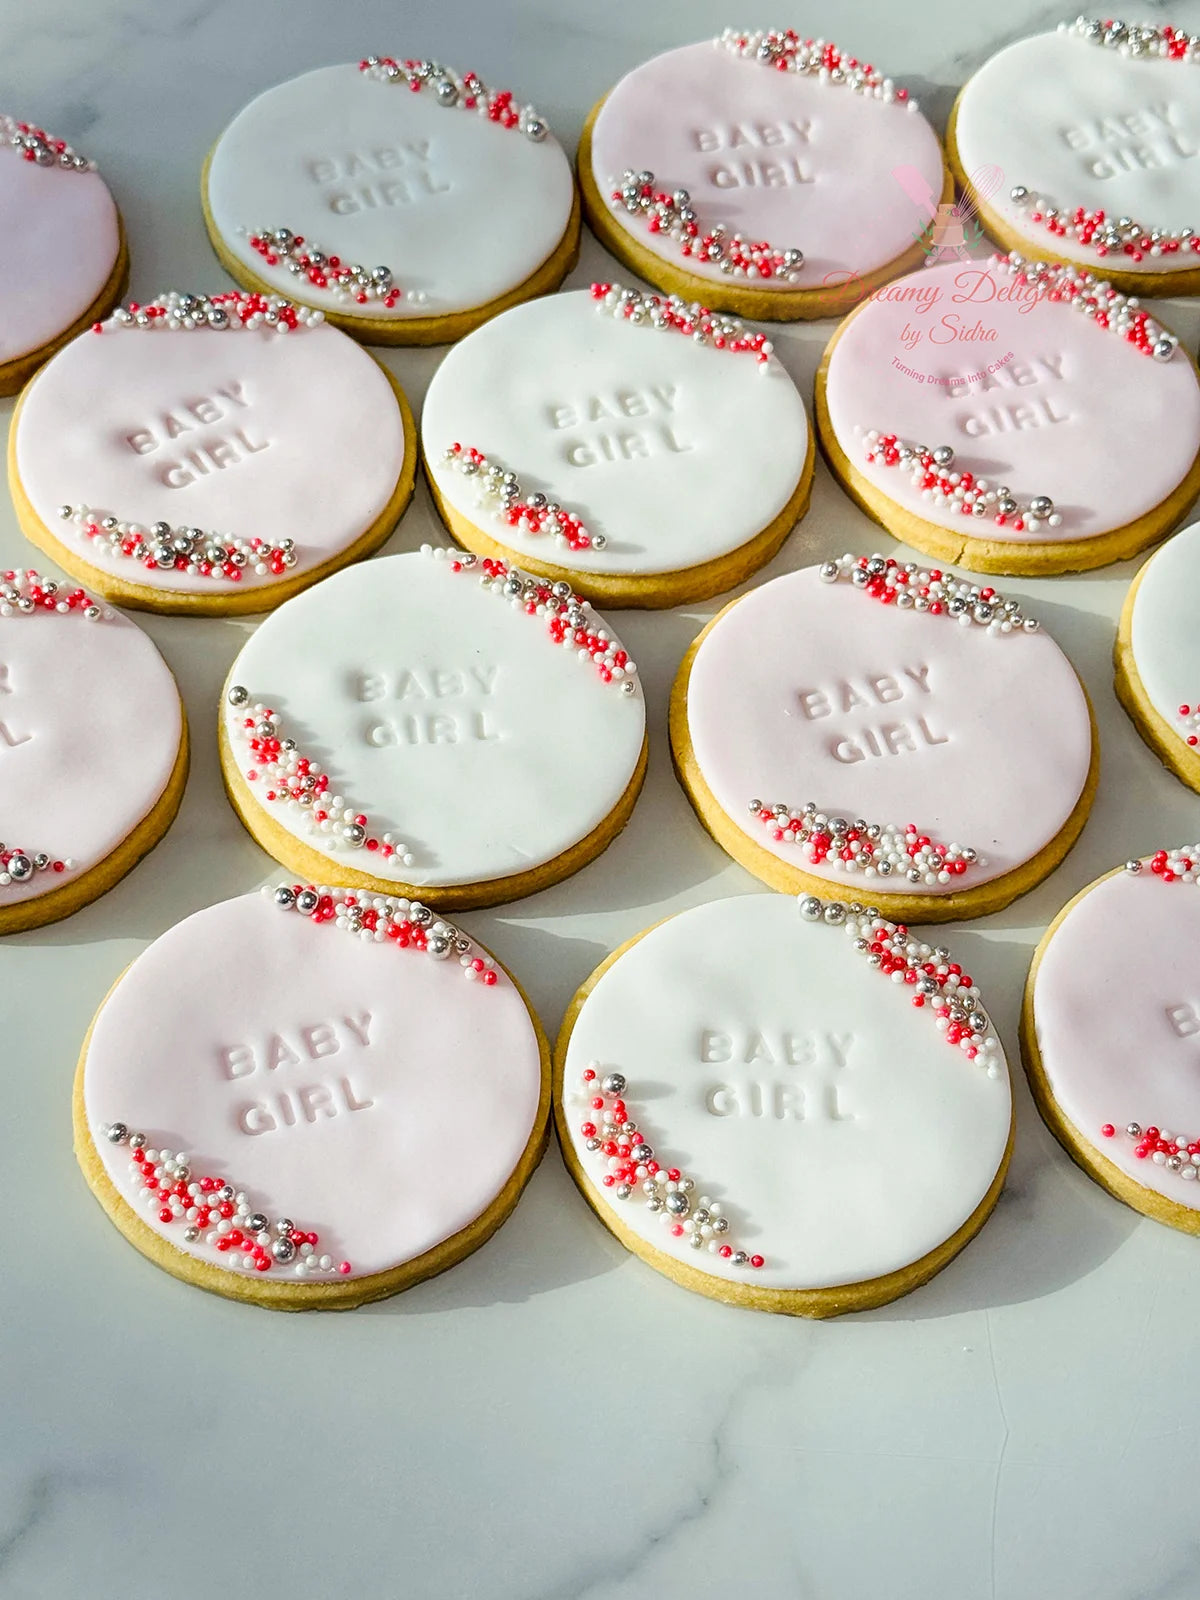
[
  {"xmin": 421, "ymin": 418, "xmax": 816, "ymax": 608},
  {"xmin": 814, "ymin": 304, "xmax": 1200, "ymax": 577},
  {"xmin": 220, "ymin": 715, "xmax": 650, "ymax": 912},
  {"xmin": 0, "ymin": 705, "xmax": 190, "ymax": 937},
  {"xmin": 73, "ymin": 960, "xmax": 552, "ymax": 1309},
  {"xmin": 200, "ymin": 147, "xmax": 582, "ymax": 347},
  {"xmin": 8, "ymin": 363, "xmax": 418, "ymax": 618},
  {"xmin": 577, "ymin": 95, "xmax": 953, "ymax": 322},
  {"xmin": 1021, "ymin": 869, "xmax": 1200, "ymax": 1237},
  {"xmin": 946, "ymin": 94, "xmax": 1200, "ymax": 300},
  {"xmin": 553, "ymin": 922, "xmax": 1015, "ymax": 1316},
  {"xmin": 1113, "ymin": 562, "xmax": 1200, "ymax": 794},
  {"xmin": 0, "ymin": 221, "xmax": 130, "ymax": 396},
  {"xmin": 668, "ymin": 604, "xmax": 1100, "ymax": 923}
]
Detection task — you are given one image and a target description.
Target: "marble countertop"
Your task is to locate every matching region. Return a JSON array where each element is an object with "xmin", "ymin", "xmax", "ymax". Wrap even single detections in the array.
[{"xmin": 5, "ymin": 2, "xmax": 1200, "ymax": 1597}]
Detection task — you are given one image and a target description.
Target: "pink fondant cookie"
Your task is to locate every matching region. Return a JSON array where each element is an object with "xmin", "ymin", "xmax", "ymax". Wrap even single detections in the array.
[
  {"xmin": 579, "ymin": 32, "xmax": 949, "ymax": 320},
  {"xmin": 1115, "ymin": 519, "xmax": 1200, "ymax": 792},
  {"xmin": 219, "ymin": 547, "xmax": 648, "ymax": 910},
  {"xmin": 0, "ymin": 114, "xmax": 127, "ymax": 394},
  {"xmin": 816, "ymin": 253, "xmax": 1200, "ymax": 574},
  {"xmin": 951, "ymin": 21, "xmax": 1200, "ymax": 294},
  {"xmin": 555, "ymin": 893, "xmax": 1012, "ymax": 1315},
  {"xmin": 8, "ymin": 290, "xmax": 416, "ymax": 616},
  {"xmin": 1023, "ymin": 851, "xmax": 1200, "ymax": 1236},
  {"xmin": 669, "ymin": 554, "xmax": 1097, "ymax": 922},
  {"xmin": 0, "ymin": 568, "xmax": 187, "ymax": 935},
  {"xmin": 75, "ymin": 887, "xmax": 549, "ymax": 1308},
  {"xmin": 202, "ymin": 59, "xmax": 579, "ymax": 344},
  {"xmin": 420, "ymin": 284, "xmax": 813, "ymax": 607}
]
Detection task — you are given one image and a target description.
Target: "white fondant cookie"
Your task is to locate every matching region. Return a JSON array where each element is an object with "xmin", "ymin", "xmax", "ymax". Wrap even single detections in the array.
[
  {"xmin": 76, "ymin": 888, "xmax": 549, "ymax": 1307},
  {"xmin": 203, "ymin": 60, "xmax": 577, "ymax": 338},
  {"xmin": 1116, "ymin": 520, "xmax": 1200, "ymax": 791},
  {"xmin": 0, "ymin": 569, "xmax": 185, "ymax": 934},
  {"xmin": 0, "ymin": 114, "xmax": 125, "ymax": 389},
  {"xmin": 555, "ymin": 893, "xmax": 1012, "ymax": 1315},
  {"xmin": 670, "ymin": 555, "xmax": 1095, "ymax": 921},
  {"xmin": 1024, "ymin": 852, "xmax": 1200, "ymax": 1235},
  {"xmin": 420, "ymin": 285, "xmax": 812, "ymax": 604},
  {"xmin": 582, "ymin": 33, "xmax": 947, "ymax": 316},
  {"xmin": 953, "ymin": 21, "xmax": 1200, "ymax": 286},
  {"xmin": 220, "ymin": 548, "xmax": 647, "ymax": 907},
  {"xmin": 10, "ymin": 291, "xmax": 414, "ymax": 615},
  {"xmin": 816, "ymin": 255, "xmax": 1200, "ymax": 573}
]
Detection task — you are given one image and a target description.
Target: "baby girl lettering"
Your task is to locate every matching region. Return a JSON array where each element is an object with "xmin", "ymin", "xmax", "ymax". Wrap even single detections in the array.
[
  {"xmin": 693, "ymin": 120, "xmax": 814, "ymax": 189},
  {"xmin": 307, "ymin": 141, "xmax": 452, "ymax": 212},
  {"xmin": 1059, "ymin": 102, "xmax": 1198, "ymax": 179},
  {"xmin": 943, "ymin": 353, "xmax": 1071, "ymax": 438},
  {"xmin": 355, "ymin": 664, "xmax": 502, "ymax": 746},
  {"xmin": 221, "ymin": 1012, "xmax": 377, "ymax": 1138},
  {"xmin": 700, "ymin": 1028, "xmax": 856, "ymax": 1122},
  {"xmin": 547, "ymin": 386, "xmax": 693, "ymax": 467},
  {"xmin": 1165, "ymin": 1002, "xmax": 1200, "ymax": 1038},
  {"xmin": 0, "ymin": 661, "xmax": 31, "ymax": 748},
  {"xmin": 796, "ymin": 664, "xmax": 950, "ymax": 764},
  {"xmin": 123, "ymin": 382, "xmax": 271, "ymax": 487}
]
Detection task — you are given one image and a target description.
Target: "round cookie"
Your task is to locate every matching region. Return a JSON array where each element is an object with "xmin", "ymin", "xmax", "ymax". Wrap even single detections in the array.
[
  {"xmin": 1115, "ymin": 520, "xmax": 1200, "ymax": 792},
  {"xmin": 669, "ymin": 554, "xmax": 1097, "ymax": 923},
  {"xmin": 220, "ymin": 547, "xmax": 648, "ymax": 909},
  {"xmin": 554, "ymin": 893, "xmax": 1013, "ymax": 1316},
  {"xmin": 0, "ymin": 569, "xmax": 187, "ymax": 936},
  {"xmin": 9, "ymin": 290, "xmax": 416, "ymax": 616},
  {"xmin": 0, "ymin": 115, "xmax": 127, "ymax": 395},
  {"xmin": 949, "ymin": 21, "xmax": 1200, "ymax": 295},
  {"xmin": 420, "ymin": 284, "xmax": 813, "ymax": 607},
  {"xmin": 816, "ymin": 254, "xmax": 1200, "ymax": 575},
  {"xmin": 75, "ymin": 887, "xmax": 549, "ymax": 1309},
  {"xmin": 202, "ymin": 59, "xmax": 579, "ymax": 345},
  {"xmin": 1022, "ymin": 851, "xmax": 1200, "ymax": 1236},
  {"xmin": 579, "ymin": 31, "xmax": 950, "ymax": 321}
]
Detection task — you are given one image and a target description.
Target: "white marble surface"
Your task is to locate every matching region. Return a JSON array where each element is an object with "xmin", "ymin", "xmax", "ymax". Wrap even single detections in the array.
[{"xmin": 4, "ymin": 3, "xmax": 1200, "ymax": 1597}]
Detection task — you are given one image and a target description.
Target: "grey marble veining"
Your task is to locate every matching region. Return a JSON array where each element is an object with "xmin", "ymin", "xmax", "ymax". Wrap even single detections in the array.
[{"xmin": 4, "ymin": 2, "xmax": 1200, "ymax": 1596}]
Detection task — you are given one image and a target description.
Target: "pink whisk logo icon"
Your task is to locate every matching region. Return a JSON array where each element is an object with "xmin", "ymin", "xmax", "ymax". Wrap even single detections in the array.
[{"xmin": 893, "ymin": 164, "xmax": 1003, "ymax": 264}]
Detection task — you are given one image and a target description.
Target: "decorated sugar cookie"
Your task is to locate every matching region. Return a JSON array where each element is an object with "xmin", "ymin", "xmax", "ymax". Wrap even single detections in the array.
[
  {"xmin": 1023, "ymin": 852, "xmax": 1200, "ymax": 1236},
  {"xmin": 816, "ymin": 254, "xmax": 1200, "ymax": 575},
  {"xmin": 219, "ymin": 547, "xmax": 647, "ymax": 909},
  {"xmin": 0, "ymin": 114, "xmax": 127, "ymax": 394},
  {"xmin": 555, "ymin": 893, "xmax": 1012, "ymax": 1315},
  {"xmin": 950, "ymin": 20, "xmax": 1200, "ymax": 294},
  {"xmin": 669, "ymin": 554, "xmax": 1096, "ymax": 922},
  {"xmin": 75, "ymin": 888, "xmax": 549, "ymax": 1308},
  {"xmin": 202, "ymin": 58, "xmax": 579, "ymax": 345},
  {"xmin": 0, "ymin": 569, "xmax": 186, "ymax": 935},
  {"xmin": 579, "ymin": 31, "xmax": 949, "ymax": 320},
  {"xmin": 1115, "ymin": 521, "xmax": 1200, "ymax": 792},
  {"xmin": 8, "ymin": 291, "xmax": 416, "ymax": 616},
  {"xmin": 420, "ymin": 284, "xmax": 813, "ymax": 607}
]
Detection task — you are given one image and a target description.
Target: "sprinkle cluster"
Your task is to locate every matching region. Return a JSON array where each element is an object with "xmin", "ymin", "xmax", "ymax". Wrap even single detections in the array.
[
  {"xmin": 270, "ymin": 882, "xmax": 499, "ymax": 984},
  {"xmin": 1177, "ymin": 704, "xmax": 1200, "ymax": 748},
  {"xmin": 59, "ymin": 506, "xmax": 297, "ymax": 585},
  {"xmin": 818, "ymin": 552, "xmax": 1039, "ymax": 634},
  {"xmin": 246, "ymin": 229, "xmax": 419, "ymax": 310},
  {"xmin": 358, "ymin": 56, "xmax": 548, "ymax": 141},
  {"xmin": 609, "ymin": 169, "xmax": 805, "ymax": 282},
  {"xmin": 798, "ymin": 898, "xmax": 1004, "ymax": 1077},
  {"xmin": 100, "ymin": 1120, "xmax": 351, "ymax": 1277},
  {"xmin": 991, "ymin": 252, "xmax": 1178, "ymax": 360},
  {"xmin": 441, "ymin": 444, "xmax": 601, "ymax": 553},
  {"xmin": 100, "ymin": 290, "xmax": 322, "ymax": 333},
  {"xmin": 227, "ymin": 685, "xmax": 415, "ymax": 871},
  {"xmin": 1008, "ymin": 186, "xmax": 1200, "ymax": 266},
  {"xmin": 750, "ymin": 803, "xmax": 980, "ymax": 886},
  {"xmin": 1100, "ymin": 1120, "xmax": 1200, "ymax": 1183},
  {"xmin": 427, "ymin": 545, "xmax": 639, "ymax": 693},
  {"xmin": 574, "ymin": 1064, "xmax": 764, "ymax": 1268},
  {"xmin": 1063, "ymin": 16, "xmax": 1200, "ymax": 59},
  {"xmin": 1, "ymin": 844, "xmax": 75, "ymax": 891},
  {"xmin": 718, "ymin": 28, "xmax": 916, "ymax": 109},
  {"xmin": 1, "ymin": 568, "xmax": 103, "ymax": 620},
  {"xmin": 862, "ymin": 432, "xmax": 1061, "ymax": 535},
  {"xmin": 1, "ymin": 113, "xmax": 95, "ymax": 171},
  {"xmin": 590, "ymin": 280, "xmax": 775, "ymax": 365},
  {"xmin": 1125, "ymin": 849, "xmax": 1200, "ymax": 882}
]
